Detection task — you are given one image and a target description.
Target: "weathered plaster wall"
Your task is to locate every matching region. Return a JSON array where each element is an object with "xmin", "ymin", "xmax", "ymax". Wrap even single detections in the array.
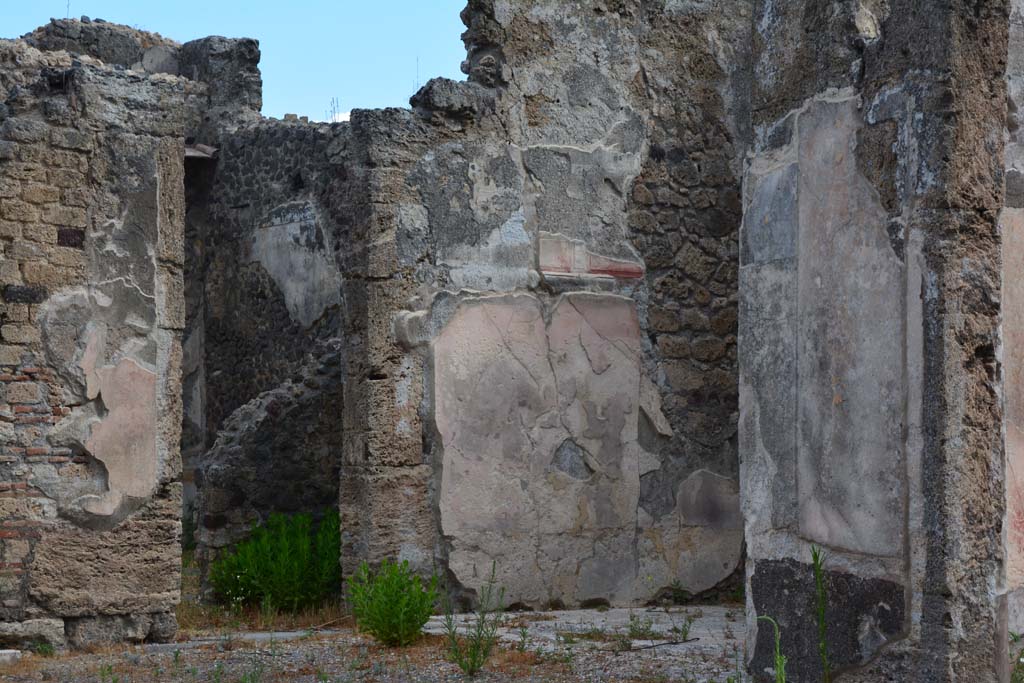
[
  {"xmin": 0, "ymin": 40, "xmax": 185, "ymax": 648},
  {"xmin": 432, "ymin": 293, "xmax": 650, "ymax": 606},
  {"xmin": 741, "ymin": 1, "xmax": 1010, "ymax": 680},
  {"xmin": 341, "ymin": 0, "xmax": 751, "ymax": 608},
  {"xmin": 1003, "ymin": 0, "xmax": 1024, "ymax": 638}
]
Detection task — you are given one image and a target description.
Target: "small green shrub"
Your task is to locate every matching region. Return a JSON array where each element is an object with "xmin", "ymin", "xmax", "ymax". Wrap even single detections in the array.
[
  {"xmin": 31, "ymin": 640, "xmax": 55, "ymax": 657},
  {"xmin": 348, "ymin": 558, "xmax": 438, "ymax": 646},
  {"xmin": 444, "ymin": 563, "xmax": 504, "ymax": 677},
  {"xmin": 208, "ymin": 509, "xmax": 341, "ymax": 612}
]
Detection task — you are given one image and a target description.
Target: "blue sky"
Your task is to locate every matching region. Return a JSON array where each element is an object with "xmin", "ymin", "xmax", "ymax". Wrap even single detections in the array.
[{"xmin": 4, "ymin": 1, "xmax": 468, "ymax": 120}]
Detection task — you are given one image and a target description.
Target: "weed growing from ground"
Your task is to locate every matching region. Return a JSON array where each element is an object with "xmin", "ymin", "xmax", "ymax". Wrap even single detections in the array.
[
  {"xmin": 1013, "ymin": 653, "xmax": 1024, "ymax": 683},
  {"xmin": 669, "ymin": 612, "xmax": 696, "ymax": 641},
  {"xmin": 517, "ymin": 625, "xmax": 530, "ymax": 651},
  {"xmin": 727, "ymin": 644, "xmax": 745, "ymax": 682},
  {"xmin": 811, "ymin": 545, "xmax": 832, "ymax": 683},
  {"xmin": 1011, "ymin": 631, "xmax": 1024, "ymax": 683},
  {"xmin": 444, "ymin": 562, "xmax": 504, "ymax": 677},
  {"xmin": 757, "ymin": 615, "xmax": 787, "ymax": 683},
  {"xmin": 612, "ymin": 629, "xmax": 633, "ymax": 652},
  {"xmin": 348, "ymin": 558, "xmax": 438, "ymax": 646},
  {"xmin": 239, "ymin": 659, "xmax": 266, "ymax": 683},
  {"xmin": 627, "ymin": 612, "xmax": 657, "ymax": 640}
]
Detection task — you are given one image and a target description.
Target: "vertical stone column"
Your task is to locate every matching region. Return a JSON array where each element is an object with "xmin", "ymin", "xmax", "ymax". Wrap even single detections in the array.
[
  {"xmin": 338, "ymin": 109, "xmax": 437, "ymax": 578},
  {"xmin": 740, "ymin": 1, "xmax": 1010, "ymax": 681}
]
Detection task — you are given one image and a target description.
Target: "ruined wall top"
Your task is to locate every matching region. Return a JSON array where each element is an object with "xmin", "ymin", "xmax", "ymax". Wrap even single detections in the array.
[
  {"xmin": 6, "ymin": 18, "xmax": 262, "ymax": 142},
  {"xmin": 21, "ymin": 17, "xmax": 180, "ymax": 74}
]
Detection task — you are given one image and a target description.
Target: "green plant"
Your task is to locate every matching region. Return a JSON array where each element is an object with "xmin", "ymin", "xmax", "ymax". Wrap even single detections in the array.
[
  {"xmin": 444, "ymin": 563, "xmax": 504, "ymax": 677},
  {"xmin": 517, "ymin": 625, "xmax": 530, "ymax": 651},
  {"xmin": 1013, "ymin": 654, "xmax": 1024, "ymax": 683},
  {"xmin": 259, "ymin": 597, "xmax": 278, "ymax": 626},
  {"xmin": 669, "ymin": 612, "xmax": 696, "ymax": 641},
  {"xmin": 209, "ymin": 509, "xmax": 341, "ymax": 612},
  {"xmin": 31, "ymin": 640, "xmax": 55, "ymax": 657},
  {"xmin": 612, "ymin": 629, "xmax": 633, "ymax": 652},
  {"xmin": 727, "ymin": 644, "xmax": 745, "ymax": 682},
  {"xmin": 811, "ymin": 545, "xmax": 832, "ymax": 683},
  {"xmin": 348, "ymin": 558, "xmax": 438, "ymax": 646},
  {"xmin": 239, "ymin": 660, "xmax": 266, "ymax": 683},
  {"xmin": 628, "ymin": 612, "xmax": 657, "ymax": 640},
  {"xmin": 757, "ymin": 616, "xmax": 787, "ymax": 683}
]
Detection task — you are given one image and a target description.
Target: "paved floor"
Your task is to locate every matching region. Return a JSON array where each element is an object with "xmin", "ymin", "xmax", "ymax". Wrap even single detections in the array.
[{"xmin": 1, "ymin": 606, "xmax": 747, "ymax": 682}]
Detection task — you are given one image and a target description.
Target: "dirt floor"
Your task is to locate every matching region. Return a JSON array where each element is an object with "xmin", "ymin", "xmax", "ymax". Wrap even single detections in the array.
[{"xmin": 0, "ymin": 607, "xmax": 746, "ymax": 683}]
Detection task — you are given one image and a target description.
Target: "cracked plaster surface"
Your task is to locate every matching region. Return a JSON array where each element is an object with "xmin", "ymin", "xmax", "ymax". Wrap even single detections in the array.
[{"xmin": 433, "ymin": 292, "xmax": 740, "ymax": 606}]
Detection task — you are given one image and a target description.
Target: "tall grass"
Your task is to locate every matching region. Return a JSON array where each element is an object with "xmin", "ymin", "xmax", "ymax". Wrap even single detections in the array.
[
  {"xmin": 811, "ymin": 545, "xmax": 832, "ymax": 683},
  {"xmin": 757, "ymin": 615, "xmax": 787, "ymax": 683},
  {"xmin": 444, "ymin": 562, "xmax": 504, "ymax": 677}
]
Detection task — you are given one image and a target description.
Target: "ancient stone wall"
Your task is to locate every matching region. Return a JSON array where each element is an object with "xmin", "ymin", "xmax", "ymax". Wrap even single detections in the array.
[
  {"xmin": 2, "ymin": 5, "xmax": 1020, "ymax": 676},
  {"xmin": 0, "ymin": 40, "xmax": 185, "ymax": 648},
  {"xmin": 740, "ymin": 1, "xmax": 1011, "ymax": 680}
]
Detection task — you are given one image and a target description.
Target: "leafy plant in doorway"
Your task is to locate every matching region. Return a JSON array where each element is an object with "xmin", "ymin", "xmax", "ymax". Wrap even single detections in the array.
[{"xmin": 208, "ymin": 509, "xmax": 341, "ymax": 612}]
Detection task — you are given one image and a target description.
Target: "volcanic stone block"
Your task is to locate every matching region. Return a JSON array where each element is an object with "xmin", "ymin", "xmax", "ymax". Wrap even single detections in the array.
[{"xmin": 750, "ymin": 559, "xmax": 904, "ymax": 681}]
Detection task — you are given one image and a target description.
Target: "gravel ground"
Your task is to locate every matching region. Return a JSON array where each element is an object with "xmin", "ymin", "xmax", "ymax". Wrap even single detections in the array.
[{"xmin": 0, "ymin": 607, "xmax": 744, "ymax": 683}]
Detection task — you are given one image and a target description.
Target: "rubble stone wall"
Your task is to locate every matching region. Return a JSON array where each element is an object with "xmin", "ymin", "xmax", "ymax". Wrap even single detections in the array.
[{"xmin": 187, "ymin": 120, "xmax": 347, "ymax": 564}]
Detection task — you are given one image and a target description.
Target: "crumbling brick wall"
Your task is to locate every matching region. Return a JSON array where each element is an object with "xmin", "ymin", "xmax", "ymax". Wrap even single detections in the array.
[
  {"xmin": 0, "ymin": 20, "xmax": 267, "ymax": 648},
  {"xmin": 0, "ymin": 40, "xmax": 185, "ymax": 648}
]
